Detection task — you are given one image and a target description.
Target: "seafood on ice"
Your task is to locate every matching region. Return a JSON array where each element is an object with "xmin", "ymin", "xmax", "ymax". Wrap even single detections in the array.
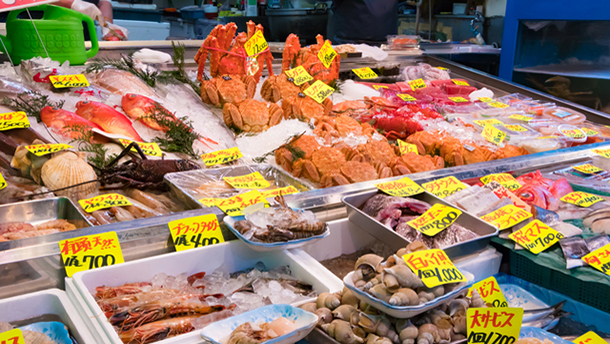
[
  {"xmin": 0, "ymin": 322, "xmax": 58, "ymax": 344},
  {"xmin": 0, "ymin": 219, "xmax": 76, "ymax": 242},
  {"xmin": 227, "ymin": 317, "xmax": 297, "ymax": 344},
  {"xmin": 75, "ymin": 100, "xmax": 143, "ymax": 141}
]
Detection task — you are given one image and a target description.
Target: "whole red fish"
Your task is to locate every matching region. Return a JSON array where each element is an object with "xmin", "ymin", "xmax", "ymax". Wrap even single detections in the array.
[
  {"xmin": 40, "ymin": 106, "xmax": 102, "ymax": 138},
  {"xmin": 121, "ymin": 94, "xmax": 178, "ymax": 132},
  {"xmin": 515, "ymin": 170, "xmax": 573, "ymax": 211},
  {"xmin": 75, "ymin": 100, "xmax": 143, "ymax": 141}
]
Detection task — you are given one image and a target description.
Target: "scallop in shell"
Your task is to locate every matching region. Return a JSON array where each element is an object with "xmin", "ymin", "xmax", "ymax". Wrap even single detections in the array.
[{"xmin": 41, "ymin": 151, "xmax": 99, "ymax": 198}]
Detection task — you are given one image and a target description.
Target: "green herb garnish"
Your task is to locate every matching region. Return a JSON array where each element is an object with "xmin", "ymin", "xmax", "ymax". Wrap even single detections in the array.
[
  {"xmin": 1, "ymin": 91, "xmax": 65, "ymax": 122},
  {"xmin": 65, "ymin": 124, "xmax": 117, "ymax": 170}
]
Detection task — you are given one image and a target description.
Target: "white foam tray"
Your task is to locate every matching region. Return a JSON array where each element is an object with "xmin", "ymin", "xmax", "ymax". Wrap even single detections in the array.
[
  {"xmin": 0, "ymin": 288, "xmax": 98, "ymax": 344},
  {"xmin": 70, "ymin": 240, "xmax": 343, "ymax": 344}
]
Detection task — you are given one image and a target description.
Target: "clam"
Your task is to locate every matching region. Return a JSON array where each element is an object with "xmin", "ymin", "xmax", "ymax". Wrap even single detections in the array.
[{"xmin": 41, "ymin": 151, "xmax": 98, "ymax": 198}]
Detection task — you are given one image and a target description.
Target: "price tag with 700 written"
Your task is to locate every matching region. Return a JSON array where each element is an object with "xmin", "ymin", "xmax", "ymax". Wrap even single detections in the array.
[
  {"xmin": 0, "ymin": 329, "xmax": 25, "ymax": 344},
  {"xmin": 467, "ymin": 308, "xmax": 523, "ymax": 344},
  {"xmin": 482, "ymin": 124, "xmax": 506, "ymax": 145},
  {"xmin": 78, "ymin": 193, "xmax": 132, "ymax": 213},
  {"xmin": 509, "ymin": 219, "xmax": 563, "ymax": 254},
  {"xmin": 480, "ymin": 204, "xmax": 532, "ymax": 230},
  {"xmin": 168, "ymin": 214, "xmax": 224, "ymax": 251},
  {"xmin": 481, "ymin": 173, "xmax": 521, "ymax": 191},
  {"xmin": 408, "ymin": 78, "xmax": 426, "ymax": 91},
  {"xmin": 0, "ymin": 111, "xmax": 29, "ymax": 131},
  {"xmin": 592, "ymin": 148, "xmax": 610, "ymax": 159},
  {"xmin": 561, "ymin": 191, "xmax": 604, "ymax": 208},
  {"xmin": 376, "ymin": 177, "xmax": 424, "ymax": 197},
  {"xmin": 403, "ymin": 249, "xmax": 466, "ymax": 288},
  {"xmin": 244, "ymin": 30, "xmax": 268, "ymax": 57},
  {"xmin": 284, "ymin": 66, "xmax": 314, "ymax": 86},
  {"xmin": 201, "ymin": 147, "xmax": 243, "ymax": 166},
  {"xmin": 223, "ymin": 171, "xmax": 270, "ymax": 189},
  {"xmin": 303, "ymin": 80, "xmax": 335, "ymax": 104},
  {"xmin": 49, "ymin": 74, "xmax": 89, "ymax": 88},
  {"xmin": 467, "ymin": 276, "xmax": 508, "ymax": 308},
  {"xmin": 317, "ymin": 41, "xmax": 338, "ymax": 69},
  {"xmin": 573, "ymin": 164, "xmax": 604, "ymax": 174},
  {"xmin": 25, "ymin": 143, "xmax": 72, "ymax": 156},
  {"xmin": 573, "ymin": 331, "xmax": 607, "ymax": 344},
  {"xmin": 216, "ymin": 189, "xmax": 269, "ymax": 217},
  {"xmin": 352, "ymin": 67, "xmax": 378, "ymax": 79},
  {"xmin": 397, "ymin": 139, "xmax": 419, "ymax": 155},
  {"xmin": 407, "ymin": 203, "xmax": 462, "ymax": 236},
  {"xmin": 59, "ymin": 231, "xmax": 124, "ymax": 277},
  {"xmin": 119, "ymin": 139, "xmax": 162, "ymax": 157},
  {"xmin": 422, "ymin": 176, "xmax": 467, "ymax": 199},
  {"xmin": 260, "ymin": 185, "xmax": 299, "ymax": 199},
  {"xmin": 582, "ymin": 243, "xmax": 610, "ymax": 275}
]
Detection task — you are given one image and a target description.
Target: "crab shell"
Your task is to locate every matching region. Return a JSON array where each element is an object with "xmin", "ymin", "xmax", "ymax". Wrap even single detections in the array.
[
  {"xmin": 293, "ymin": 146, "xmax": 346, "ymax": 183},
  {"xmin": 260, "ymin": 74, "xmax": 308, "ymax": 103},
  {"xmin": 201, "ymin": 75, "xmax": 256, "ymax": 107},
  {"xmin": 222, "ymin": 99, "xmax": 284, "ymax": 132},
  {"xmin": 282, "ymin": 93, "xmax": 333, "ymax": 123},
  {"xmin": 274, "ymin": 134, "xmax": 320, "ymax": 173}
]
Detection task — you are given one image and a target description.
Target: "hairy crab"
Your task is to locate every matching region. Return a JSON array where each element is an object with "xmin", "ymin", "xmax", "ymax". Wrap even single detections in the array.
[
  {"xmin": 282, "ymin": 93, "xmax": 333, "ymax": 122},
  {"xmin": 223, "ymin": 99, "xmax": 284, "ymax": 132},
  {"xmin": 293, "ymin": 146, "xmax": 347, "ymax": 184},
  {"xmin": 201, "ymin": 75, "xmax": 256, "ymax": 107},
  {"xmin": 275, "ymin": 134, "xmax": 321, "ymax": 173},
  {"xmin": 260, "ymin": 74, "xmax": 307, "ymax": 103},
  {"xmin": 313, "ymin": 115, "xmax": 376, "ymax": 144},
  {"xmin": 319, "ymin": 161, "xmax": 380, "ymax": 188},
  {"xmin": 282, "ymin": 34, "xmax": 340, "ymax": 85},
  {"xmin": 390, "ymin": 153, "xmax": 445, "ymax": 175}
]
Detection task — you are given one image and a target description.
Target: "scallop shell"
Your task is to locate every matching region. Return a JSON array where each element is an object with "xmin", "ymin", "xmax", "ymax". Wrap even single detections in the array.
[{"xmin": 41, "ymin": 151, "xmax": 99, "ymax": 198}]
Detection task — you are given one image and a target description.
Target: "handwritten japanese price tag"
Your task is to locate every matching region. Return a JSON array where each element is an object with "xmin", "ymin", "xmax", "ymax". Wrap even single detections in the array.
[
  {"xmin": 582, "ymin": 243, "xmax": 610, "ymax": 275},
  {"xmin": 78, "ymin": 193, "xmax": 132, "ymax": 213},
  {"xmin": 509, "ymin": 114, "xmax": 533, "ymax": 122},
  {"xmin": 260, "ymin": 185, "xmax": 299, "ymax": 199},
  {"xmin": 480, "ymin": 204, "xmax": 532, "ymax": 230},
  {"xmin": 592, "ymin": 148, "xmax": 610, "ymax": 159},
  {"xmin": 373, "ymin": 85, "xmax": 388, "ymax": 90},
  {"xmin": 467, "ymin": 308, "xmax": 523, "ymax": 344},
  {"xmin": 436, "ymin": 66, "xmax": 449, "ymax": 71},
  {"xmin": 0, "ymin": 329, "xmax": 25, "ymax": 344},
  {"xmin": 352, "ymin": 67, "xmax": 378, "ymax": 79},
  {"xmin": 201, "ymin": 147, "xmax": 243, "ymax": 166},
  {"xmin": 59, "ymin": 231, "xmax": 124, "ymax": 277},
  {"xmin": 398, "ymin": 139, "xmax": 419, "ymax": 155},
  {"xmin": 481, "ymin": 173, "xmax": 521, "ymax": 191},
  {"xmin": 403, "ymin": 249, "xmax": 467, "ymax": 287},
  {"xmin": 376, "ymin": 177, "xmax": 424, "ymax": 197},
  {"xmin": 560, "ymin": 127, "xmax": 586, "ymax": 139},
  {"xmin": 303, "ymin": 80, "xmax": 335, "ymax": 103},
  {"xmin": 449, "ymin": 96, "xmax": 469, "ymax": 103},
  {"xmin": 473, "ymin": 118, "xmax": 504, "ymax": 127},
  {"xmin": 422, "ymin": 176, "xmax": 467, "ymax": 198},
  {"xmin": 223, "ymin": 171, "xmax": 270, "ymax": 189},
  {"xmin": 49, "ymin": 74, "xmax": 89, "ymax": 88},
  {"xmin": 0, "ymin": 111, "xmax": 29, "ymax": 131},
  {"xmin": 452, "ymin": 79, "xmax": 470, "ymax": 86},
  {"xmin": 397, "ymin": 93, "xmax": 417, "ymax": 102},
  {"xmin": 408, "ymin": 203, "xmax": 462, "ymax": 236},
  {"xmin": 581, "ymin": 128, "xmax": 599, "ymax": 137},
  {"xmin": 198, "ymin": 198, "xmax": 218, "ymax": 207},
  {"xmin": 168, "ymin": 214, "xmax": 224, "ymax": 251},
  {"xmin": 482, "ymin": 124, "xmax": 506, "ymax": 146},
  {"xmin": 119, "ymin": 139, "xmax": 162, "ymax": 157},
  {"xmin": 0, "ymin": 173, "xmax": 6, "ymax": 190},
  {"xmin": 573, "ymin": 164, "xmax": 604, "ymax": 174},
  {"xmin": 25, "ymin": 143, "xmax": 72, "ymax": 156},
  {"xmin": 478, "ymin": 97, "xmax": 494, "ymax": 103},
  {"xmin": 487, "ymin": 101, "xmax": 509, "ymax": 109},
  {"xmin": 216, "ymin": 190, "xmax": 269, "ymax": 217},
  {"xmin": 468, "ymin": 276, "xmax": 508, "ymax": 307},
  {"xmin": 573, "ymin": 331, "xmax": 607, "ymax": 344},
  {"xmin": 561, "ymin": 191, "xmax": 604, "ymax": 208},
  {"xmin": 285, "ymin": 66, "xmax": 314, "ymax": 86},
  {"xmin": 244, "ymin": 30, "xmax": 268, "ymax": 57},
  {"xmin": 408, "ymin": 78, "xmax": 426, "ymax": 91},
  {"xmin": 317, "ymin": 41, "xmax": 338, "ymax": 69},
  {"xmin": 504, "ymin": 124, "xmax": 527, "ymax": 132},
  {"xmin": 509, "ymin": 220, "xmax": 563, "ymax": 254}
]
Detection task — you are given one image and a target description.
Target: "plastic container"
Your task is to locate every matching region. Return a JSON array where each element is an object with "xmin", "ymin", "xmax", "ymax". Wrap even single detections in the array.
[
  {"xmin": 543, "ymin": 106, "xmax": 587, "ymax": 124},
  {"xmin": 518, "ymin": 136, "xmax": 563, "ymax": 154},
  {"xmin": 71, "ymin": 240, "xmax": 342, "ymax": 344}
]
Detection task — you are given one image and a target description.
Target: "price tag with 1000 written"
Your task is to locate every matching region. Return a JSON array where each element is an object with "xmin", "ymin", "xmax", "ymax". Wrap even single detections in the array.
[
  {"xmin": 421, "ymin": 176, "xmax": 467, "ymax": 198},
  {"xmin": 561, "ymin": 191, "xmax": 604, "ymax": 208},
  {"xmin": 119, "ymin": 139, "xmax": 162, "ymax": 157},
  {"xmin": 592, "ymin": 148, "xmax": 610, "ymax": 159},
  {"xmin": 397, "ymin": 139, "xmax": 419, "ymax": 155},
  {"xmin": 467, "ymin": 276, "xmax": 508, "ymax": 307},
  {"xmin": 352, "ymin": 67, "xmax": 378, "ymax": 79},
  {"xmin": 223, "ymin": 171, "xmax": 270, "ymax": 189},
  {"xmin": 481, "ymin": 173, "xmax": 522, "ymax": 191},
  {"xmin": 201, "ymin": 147, "xmax": 243, "ymax": 166},
  {"xmin": 0, "ymin": 329, "xmax": 25, "ymax": 344},
  {"xmin": 317, "ymin": 41, "xmax": 338, "ymax": 69},
  {"xmin": 59, "ymin": 231, "xmax": 124, "ymax": 277},
  {"xmin": 480, "ymin": 204, "xmax": 532, "ymax": 230},
  {"xmin": 216, "ymin": 189, "xmax": 269, "ymax": 217},
  {"xmin": 375, "ymin": 177, "xmax": 424, "ymax": 197},
  {"xmin": 25, "ymin": 143, "xmax": 72, "ymax": 156},
  {"xmin": 402, "ymin": 249, "xmax": 466, "ymax": 288},
  {"xmin": 168, "ymin": 214, "xmax": 224, "ymax": 251},
  {"xmin": 303, "ymin": 80, "xmax": 335, "ymax": 103},
  {"xmin": 49, "ymin": 74, "xmax": 89, "ymax": 88},
  {"xmin": 466, "ymin": 308, "xmax": 524, "ymax": 344},
  {"xmin": 482, "ymin": 124, "xmax": 506, "ymax": 145},
  {"xmin": 582, "ymin": 243, "xmax": 610, "ymax": 275},
  {"xmin": 78, "ymin": 193, "xmax": 132, "ymax": 213},
  {"xmin": 509, "ymin": 219, "xmax": 563, "ymax": 254},
  {"xmin": 284, "ymin": 66, "xmax": 314, "ymax": 86},
  {"xmin": 573, "ymin": 164, "xmax": 604, "ymax": 174},
  {"xmin": 573, "ymin": 331, "xmax": 607, "ymax": 344},
  {"xmin": 0, "ymin": 111, "xmax": 29, "ymax": 131},
  {"xmin": 407, "ymin": 203, "xmax": 462, "ymax": 236},
  {"xmin": 244, "ymin": 30, "xmax": 268, "ymax": 57},
  {"xmin": 408, "ymin": 78, "xmax": 426, "ymax": 91}
]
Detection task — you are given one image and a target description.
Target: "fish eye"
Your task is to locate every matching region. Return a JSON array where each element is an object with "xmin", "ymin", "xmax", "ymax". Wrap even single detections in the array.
[
  {"xmin": 222, "ymin": 76, "xmax": 232, "ymax": 81},
  {"xmin": 129, "ymin": 94, "xmax": 137, "ymax": 98},
  {"xmin": 82, "ymin": 101, "xmax": 90, "ymax": 104},
  {"xmin": 298, "ymin": 92, "xmax": 305, "ymax": 98},
  {"xmin": 51, "ymin": 107, "xmax": 59, "ymax": 110}
]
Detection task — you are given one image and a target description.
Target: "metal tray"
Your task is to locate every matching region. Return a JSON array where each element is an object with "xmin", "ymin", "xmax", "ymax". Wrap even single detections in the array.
[
  {"xmin": 342, "ymin": 190, "xmax": 498, "ymax": 258},
  {"xmin": 165, "ymin": 163, "xmax": 313, "ymax": 209},
  {"xmin": 0, "ymin": 197, "xmax": 91, "ymax": 230}
]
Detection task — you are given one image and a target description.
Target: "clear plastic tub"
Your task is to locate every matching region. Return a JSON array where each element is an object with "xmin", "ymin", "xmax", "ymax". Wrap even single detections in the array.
[
  {"xmin": 542, "ymin": 106, "xmax": 587, "ymax": 124},
  {"xmin": 518, "ymin": 136, "xmax": 564, "ymax": 154}
]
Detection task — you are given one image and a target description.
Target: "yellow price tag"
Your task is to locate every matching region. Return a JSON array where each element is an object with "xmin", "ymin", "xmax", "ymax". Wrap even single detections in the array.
[
  {"xmin": 482, "ymin": 124, "xmax": 506, "ymax": 145},
  {"xmin": 408, "ymin": 78, "xmax": 427, "ymax": 91},
  {"xmin": 452, "ymin": 79, "xmax": 470, "ymax": 86},
  {"xmin": 59, "ymin": 231, "xmax": 124, "ymax": 277},
  {"xmin": 398, "ymin": 139, "xmax": 419, "ymax": 155},
  {"xmin": 352, "ymin": 67, "xmax": 378, "ymax": 79},
  {"xmin": 25, "ymin": 143, "xmax": 72, "ymax": 156},
  {"xmin": 407, "ymin": 203, "xmax": 462, "ymax": 236},
  {"xmin": 260, "ymin": 185, "xmax": 299, "ymax": 199},
  {"xmin": 397, "ymin": 93, "xmax": 417, "ymax": 102},
  {"xmin": 216, "ymin": 189, "xmax": 269, "ymax": 217},
  {"xmin": 422, "ymin": 176, "xmax": 467, "ymax": 199},
  {"xmin": 78, "ymin": 193, "xmax": 132, "ymax": 213},
  {"xmin": 449, "ymin": 96, "xmax": 469, "ymax": 103},
  {"xmin": 317, "ymin": 41, "xmax": 338, "ymax": 69},
  {"xmin": 480, "ymin": 204, "xmax": 532, "ymax": 230},
  {"xmin": 481, "ymin": 173, "xmax": 521, "ymax": 191},
  {"xmin": 119, "ymin": 139, "xmax": 163, "ymax": 157},
  {"xmin": 509, "ymin": 114, "xmax": 533, "ymax": 122},
  {"xmin": 560, "ymin": 127, "xmax": 586, "ymax": 139},
  {"xmin": 473, "ymin": 118, "xmax": 504, "ymax": 127},
  {"xmin": 0, "ymin": 329, "xmax": 25, "ymax": 344},
  {"xmin": 49, "ymin": 74, "xmax": 89, "ymax": 88},
  {"xmin": 573, "ymin": 331, "xmax": 607, "ymax": 344},
  {"xmin": 581, "ymin": 128, "xmax": 599, "ymax": 136},
  {"xmin": 503, "ymin": 124, "xmax": 527, "ymax": 132},
  {"xmin": 488, "ymin": 101, "xmax": 509, "ymax": 109},
  {"xmin": 375, "ymin": 177, "xmax": 425, "ymax": 197},
  {"xmin": 0, "ymin": 111, "xmax": 29, "ymax": 131},
  {"xmin": 467, "ymin": 276, "xmax": 508, "ymax": 307},
  {"xmin": 201, "ymin": 147, "xmax": 243, "ymax": 166},
  {"xmin": 303, "ymin": 80, "xmax": 335, "ymax": 104},
  {"xmin": 244, "ymin": 30, "xmax": 268, "ymax": 57},
  {"xmin": 373, "ymin": 85, "xmax": 389, "ymax": 90},
  {"xmin": 466, "ymin": 308, "xmax": 523, "ymax": 344},
  {"xmin": 223, "ymin": 171, "xmax": 270, "ymax": 189},
  {"xmin": 198, "ymin": 198, "xmax": 219, "ymax": 207},
  {"xmin": 573, "ymin": 164, "xmax": 604, "ymax": 174},
  {"xmin": 0, "ymin": 172, "xmax": 6, "ymax": 191},
  {"xmin": 403, "ymin": 249, "xmax": 467, "ymax": 288},
  {"xmin": 561, "ymin": 191, "xmax": 604, "ymax": 208},
  {"xmin": 582, "ymin": 243, "xmax": 610, "ymax": 276},
  {"xmin": 592, "ymin": 148, "xmax": 610, "ymax": 159},
  {"xmin": 168, "ymin": 214, "xmax": 224, "ymax": 251},
  {"xmin": 509, "ymin": 220, "xmax": 563, "ymax": 254},
  {"xmin": 436, "ymin": 66, "xmax": 449, "ymax": 71},
  {"xmin": 478, "ymin": 97, "xmax": 494, "ymax": 102},
  {"xmin": 284, "ymin": 66, "xmax": 314, "ymax": 86}
]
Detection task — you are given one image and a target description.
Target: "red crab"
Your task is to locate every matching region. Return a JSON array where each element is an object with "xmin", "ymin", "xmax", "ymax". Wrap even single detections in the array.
[{"xmin": 361, "ymin": 103, "xmax": 444, "ymax": 140}]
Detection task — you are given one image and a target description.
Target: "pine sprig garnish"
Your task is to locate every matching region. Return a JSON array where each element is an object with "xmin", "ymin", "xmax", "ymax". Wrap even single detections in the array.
[
  {"xmin": 144, "ymin": 104, "xmax": 201, "ymax": 158},
  {"xmin": 86, "ymin": 55, "xmax": 160, "ymax": 88},
  {"xmin": 65, "ymin": 124, "xmax": 117, "ymax": 170},
  {"xmin": 1, "ymin": 91, "xmax": 65, "ymax": 122}
]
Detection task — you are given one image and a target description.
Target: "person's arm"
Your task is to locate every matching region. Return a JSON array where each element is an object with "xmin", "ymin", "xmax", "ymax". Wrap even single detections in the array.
[{"xmin": 98, "ymin": 0, "xmax": 113, "ymax": 24}]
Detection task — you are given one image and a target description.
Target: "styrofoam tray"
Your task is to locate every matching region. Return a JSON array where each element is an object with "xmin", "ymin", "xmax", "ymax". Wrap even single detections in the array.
[
  {"xmin": 0, "ymin": 289, "xmax": 97, "ymax": 344},
  {"xmin": 70, "ymin": 240, "xmax": 343, "ymax": 344}
]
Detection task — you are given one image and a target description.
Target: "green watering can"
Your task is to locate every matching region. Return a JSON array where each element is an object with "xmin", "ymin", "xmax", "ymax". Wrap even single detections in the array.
[{"xmin": 0, "ymin": 4, "xmax": 99, "ymax": 65}]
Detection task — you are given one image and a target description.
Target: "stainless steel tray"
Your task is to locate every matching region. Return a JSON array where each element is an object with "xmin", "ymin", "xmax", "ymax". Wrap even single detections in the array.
[
  {"xmin": 342, "ymin": 189, "xmax": 498, "ymax": 258},
  {"xmin": 165, "ymin": 163, "xmax": 313, "ymax": 209},
  {"xmin": 0, "ymin": 197, "xmax": 92, "ymax": 229}
]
